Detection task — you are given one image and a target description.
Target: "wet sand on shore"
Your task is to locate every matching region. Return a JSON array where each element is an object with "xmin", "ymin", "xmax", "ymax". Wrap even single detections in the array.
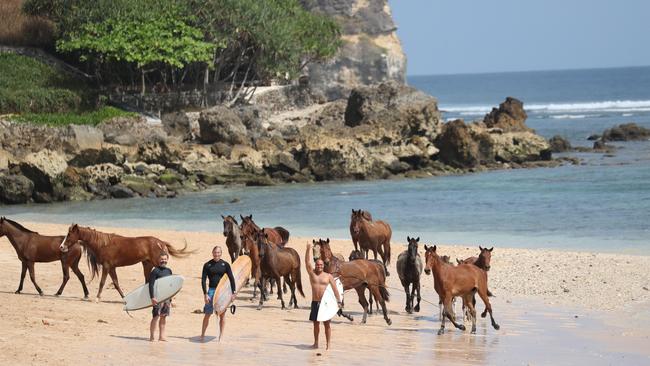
[{"xmin": 0, "ymin": 222, "xmax": 648, "ymax": 365}]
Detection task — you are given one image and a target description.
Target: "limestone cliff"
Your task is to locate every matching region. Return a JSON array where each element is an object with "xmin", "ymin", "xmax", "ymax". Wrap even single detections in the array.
[{"xmin": 300, "ymin": 0, "xmax": 407, "ymax": 99}]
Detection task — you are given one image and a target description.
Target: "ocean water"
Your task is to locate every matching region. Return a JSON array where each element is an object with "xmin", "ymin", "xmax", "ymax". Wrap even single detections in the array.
[{"xmin": 3, "ymin": 67, "xmax": 650, "ymax": 254}]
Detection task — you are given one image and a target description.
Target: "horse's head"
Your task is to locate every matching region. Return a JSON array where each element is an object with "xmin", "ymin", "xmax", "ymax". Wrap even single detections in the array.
[
  {"xmin": 312, "ymin": 239, "xmax": 321, "ymax": 260},
  {"xmin": 317, "ymin": 238, "xmax": 332, "ymax": 265},
  {"xmin": 456, "ymin": 258, "xmax": 463, "ymax": 265},
  {"xmin": 60, "ymin": 224, "xmax": 81, "ymax": 253},
  {"xmin": 256, "ymin": 229, "xmax": 270, "ymax": 259},
  {"xmin": 440, "ymin": 255, "xmax": 451, "ymax": 264},
  {"xmin": 348, "ymin": 249, "xmax": 363, "ymax": 261},
  {"xmin": 478, "ymin": 246, "xmax": 493, "ymax": 271},
  {"xmin": 239, "ymin": 214, "xmax": 257, "ymax": 237},
  {"xmin": 406, "ymin": 236, "xmax": 419, "ymax": 261},
  {"xmin": 350, "ymin": 209, "xmax": 362, "ymax": 235},
  {"xmin": 423, "ymin": 244, "xmax": 439, "ymax": 275},
  {"xmin": 222, "ymin": 215, "xmax": 237, "ymax": 237}
]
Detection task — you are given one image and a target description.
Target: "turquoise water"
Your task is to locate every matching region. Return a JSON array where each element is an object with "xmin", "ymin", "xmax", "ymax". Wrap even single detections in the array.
[{"xmin": 3, "ymin": 67, "xmax": 650, "ymax": 254}]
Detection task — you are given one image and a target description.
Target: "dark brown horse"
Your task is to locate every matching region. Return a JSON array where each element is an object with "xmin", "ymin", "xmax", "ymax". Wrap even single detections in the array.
[
  {"xmin": 396, "ymin": 236, "xmax": 423, "ymax": 314},
  {"xmin": 349, "ymin": 209, "xmax": 372, "ymax": 252},
  {"xmin": 59, "ymin": 224, "xmax": 193, "ymax": 301},
  {"xmin": 0, "ymin": 218, "xmax": 89, "ymax": 298},
  {"xmin": 424, "ymin": 245, "xmax": 499, "ymax": 335},
  {"xmin": 350, "ymin": 209, "xmax": 392, "ymax": 275},
  {"xmin": 255, "ymin": 231, "xmax": 304, "ymax": 310},
  {"xmin": 316, "ymin": 238, "xmax": 392, "ymax": 325},
  {"xmin": 459, "ymin": 246, "xmax": 493, "ymax": 271},
  {"xmin": 221, "ymin": 215, "xmax": 242, "ymax": 262}
]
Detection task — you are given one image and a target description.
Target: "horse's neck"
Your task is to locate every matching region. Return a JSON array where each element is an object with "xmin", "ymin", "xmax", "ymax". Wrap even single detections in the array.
[
  {"xmin": 2, "ymin": 224, "xmax": 29, "ymax": 252},
  {"xmin": 80, "ymin": 229, "xmax": 104, "ymax": 251},
  {"xmin": 328, "ymin": 255, "xmax": 343, "ymax": 276},
  {"xmin": 474, "ymin": 255, "xmax": 485, "ymax": 268}
]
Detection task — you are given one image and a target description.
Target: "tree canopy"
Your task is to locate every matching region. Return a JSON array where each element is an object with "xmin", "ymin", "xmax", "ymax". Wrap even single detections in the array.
[{"xmin": 23, "ymin": 0, "xmax": 341, "ymax": 102}]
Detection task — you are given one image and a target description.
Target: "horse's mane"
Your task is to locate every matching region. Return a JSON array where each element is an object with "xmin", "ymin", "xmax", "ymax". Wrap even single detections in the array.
[
  {"xmin": 78, "ymin": 226, "xmax": 116, "ymax": 280},
  {"xmin": 361, "ymin": 211, "xmax": 373, "ymax": 221},
  {"xmin": 226, "ymin": 215, "xmax": 238, "ymax": 225},
  {"xmin": 3, "ymin": 218, "xmax": 38, "ymax": 234}
]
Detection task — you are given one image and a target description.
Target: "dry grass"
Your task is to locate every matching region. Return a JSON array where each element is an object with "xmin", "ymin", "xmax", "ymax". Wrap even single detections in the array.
[{"xmin": 0, "ymin": 0, "xmax": 54, "ymax": 47}]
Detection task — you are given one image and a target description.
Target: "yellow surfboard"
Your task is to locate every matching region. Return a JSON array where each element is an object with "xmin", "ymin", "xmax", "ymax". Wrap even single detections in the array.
[{"xmin": 213, "ymin": 255, "xmax": 252, "ymax": 315}]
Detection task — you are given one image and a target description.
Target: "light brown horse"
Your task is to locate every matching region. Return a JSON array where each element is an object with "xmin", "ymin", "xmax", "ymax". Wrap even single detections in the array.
[
  {"xmin": 424, "ymin": 245, "xmax": 499, "ymax": 335},
  {"xmin": 255, "ymin": 231, "xmax": 304, "ymax": 310},
  {"xmin": 59, "ymin": 224, "xmax": 193, "ymax": 301},
  {"xmin": 315, "ymin": 238, "xmax": 392, "ymax": 325},
  {"xmin": 350, "ymin": 209, "xmax": 392, "ymax": 275},
  {"xmin": 0, "ymin": 217, "xmax": 89, "ymax": 298},
  {"xmin": 221, "ymin": 215, "xmax": 242, "ymax": 262}
]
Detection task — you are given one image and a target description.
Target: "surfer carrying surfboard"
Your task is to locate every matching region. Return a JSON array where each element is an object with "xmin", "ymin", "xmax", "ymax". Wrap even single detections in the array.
[
  {"xmin": 201, "ymin": 246, "xmax": 237, "ymax": 341},
  {"xmin": 149, "ymin": 252, "xmax": 173, "ymax": 342},
  {"xmin": 305, "ymin": 243, "xmax": 342, "ymax": 350}
]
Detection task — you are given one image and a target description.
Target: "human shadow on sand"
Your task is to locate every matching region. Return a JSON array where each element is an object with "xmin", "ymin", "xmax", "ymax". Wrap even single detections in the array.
[
  {"xmin": 110, "ymin": 335, "xmax": 152, "ymax": 342},
  {"xmin": 270, "ymin": 342, "xmax": 320, "ymax": 351}
]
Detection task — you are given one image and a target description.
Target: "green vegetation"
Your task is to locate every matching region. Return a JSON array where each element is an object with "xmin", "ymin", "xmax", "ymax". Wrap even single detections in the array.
[
  {"xmin": 24, "ymin": 0, "xmax": 342, "ymax": 103},
  {"xmin": 14, "ymin": 106, "xmax": 137, "ymax": 126},
  {"xmin": 0, "ymin": 53, "xmax": 95, "ymax": 113}
]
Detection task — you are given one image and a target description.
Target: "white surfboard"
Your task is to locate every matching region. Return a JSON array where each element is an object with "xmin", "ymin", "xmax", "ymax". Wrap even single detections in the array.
[
  {"xmin": 123, "ymin": 275, "xmax": 184, "ymax": 311},
  {"xmin": 213, "ymin": 256, "xmax": 252, "ymax": 315},
  {"xmin": 317, "ymin": 277, "xmax": 344, "ymax": 321}
]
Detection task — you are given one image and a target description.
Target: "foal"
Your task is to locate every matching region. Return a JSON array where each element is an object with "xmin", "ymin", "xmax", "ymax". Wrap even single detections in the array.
[{"xmin": 424, "ymin": 245, "xmax": 499, "ymax": 335}]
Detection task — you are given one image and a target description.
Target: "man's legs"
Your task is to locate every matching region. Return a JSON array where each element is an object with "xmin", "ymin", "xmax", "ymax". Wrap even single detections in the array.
[
  {"xmin": 201, "ymin": 314, "xmax": 211, "ymax": 340},
  {"xmin": 312, "ymin": 321, "xmax": 320, "ymax": 348},
  {"xmin": 324, "ymin": 320, "xmax": 331, "ymax": 350},
  {"xmin": 150, "ymin": 316, "xmax": 159, "ymax": 341},
  {"xmin": 218, "ymin": 312, "xmax": 226, "ymax": 341},
  {"xmin": 158, "ymin": 315, "xmax": 167, "ymax": 341}
]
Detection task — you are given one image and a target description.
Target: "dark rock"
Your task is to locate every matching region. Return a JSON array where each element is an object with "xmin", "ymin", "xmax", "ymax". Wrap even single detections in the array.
[
  {"xmin": 587, "ymin": 134, "xmax": 601, "ymax": 141},
  {"xmin": 68, "ymin": 148, "xmax": 125, "ymax": 167},
  {"xmin": 198, "ymin": 106, "xmax": 248, "ymax": 145},
  {"xmin": 601, "ymin": 123, "xmax": 650, "ymax": 142},
  {"xmin": 19, "ymin": 150, "xmax": 67, "ymax": 194},
  {"xmin": 161, "ymin": 112, "xmax": 197, "ymax": 141},
  {"xmin": 435, "ymin": 120, "xmax": 480, "ymax": 168},
  {"xmin": 0, "ymin": 174, "xmax": 34, "ymax": 204},
  {"xmin": 549, "ymin": 135, "xmax": 572, "ymax": 153},
  {"xmin": 267, "ymin": 152, "xmax": 300, "ymax": 174},
  {"xmin": 593, "ymin": 140, "xmax": 617, "ymax": 153},
  {"xmin": 387, "ymin": 160, "xmax": 411, "ymax": 174},
  {"xmin": 483, "ymin": 97, "xmax": 531, "ymax": 132},
  {"xmin": 108, "ymin": 185, "xmax": 136, "ymax": 199}
]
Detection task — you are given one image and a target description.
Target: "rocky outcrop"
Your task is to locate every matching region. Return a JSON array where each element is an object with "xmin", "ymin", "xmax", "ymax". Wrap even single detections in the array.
[
  {"xmin": 549, "ymin": 135, "xmax": 571, "ymax": 153},
  {"xmin": 483, "ymin": 97, "xmax": 531, "ymax": 133},
  {"xmin": 198, "ymin": 106, "xmax": 248, "ymax": 145},
  {"xmin": 97, "ymin": 117, "xmax": 167, "ymax": 146},
  {"xmin": 19, "ymin": 149, "xmax": 67, "ymax": 196},
  {"xmin": 300, "ymin": 0, "xmax": 406, "ymax": 99},
  {"xmin": 601, "ymin": 123, "xmax": 650, "ymax": 142},
  {"xmin": 0, "ymin": 174, "xmax": 34, "ymax": 204}
]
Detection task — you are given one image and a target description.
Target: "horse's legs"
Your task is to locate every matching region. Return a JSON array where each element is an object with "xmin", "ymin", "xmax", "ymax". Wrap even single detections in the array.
[
  {"xmin": 283, "ymin": 277, "xmax": 288, "ymax": 294},
  {"xmin": 286, "ymin": 274, "xmax": 298, "ymax": 309},
  {"xmin": 70, "ymin": 256, "xmax": 89, "ymax": 298},
  {"xmin": 108, "ymin": 267, "xmax": 125, "ymax": 298},
  {"xmin": 26, "ymin": 262, "xmax": 43, "ymax": 295},
  {"xmin": 368, "ymin": 288, "xmax": 374, "ymax": 314},
  {"xmin": 15, "ymin": 261, "xmax": 27, "ymax": 294},
  {"xmin": 477, "ymin": 288, "xmax": 500, "ymax": 330},
  {"xmin": 275, "ymin": 275, "xmax": 286, "ymax": 309},
  {"xmin": 442, "ymin": 295, "xmax": 466, "ymax": 331},
  {"xmin": 369, "ymin": 285, "xmax": 391, "ymax": 325},
  {"xmin": 55, "ymin": 259, "xmax": 71, "ymax": 296},
  {"xmin": 355, "ymin": 286, "xmax": 370, "ymax": 324},
  {"xmin": 409, "ymin": 283, "xmax": 417, "ymax": 314},
  {"xmin": 414, "ymin": 280, "xmax": 421, "ymax": 313},
  {"xmin": 401, "ymin": 280, "xmax": 411, "ymax": 313},
  {"xmin": 96, "ymin": 268, "xmax": 109, "ymax": 301},
  {"xmin": 464, "ymin": 293, "xmax": 478, "ymax": 334},
  {"xmin": 142, "ymin": 261, "xmax": 154, "ymax": 282},
  {"xmin": 352, "ymin": 237, "xmax": 358, "ymax": 252},
  {"xmin": 257, "ymin": 277, "xmax": 267, "ymax": 310}
]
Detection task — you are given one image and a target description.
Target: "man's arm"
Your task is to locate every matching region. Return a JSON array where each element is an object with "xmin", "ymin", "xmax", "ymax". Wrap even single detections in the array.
[
  {"xmin": 149, "ymin": 268, "xmax": 158, "ymax": 303},
  {"xmin": 201, "ymin": 263, "xmax": 208, "ymax": 295},
  {"xmin": 225, "ymin": 263, "xmax": 236, "ymax": 295},
  {"xmin": 328, "ymin": 274, "xmax": 342, "ymax": 304},
  {"xmin": 305, "ymin": 243, "xmax": 314, "ymax": 275}
]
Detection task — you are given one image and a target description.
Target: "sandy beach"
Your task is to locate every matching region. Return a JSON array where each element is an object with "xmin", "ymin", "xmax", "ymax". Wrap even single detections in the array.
[{"xmin": 1, "ymin": 221, "xmax": 649, "ymax": 365}]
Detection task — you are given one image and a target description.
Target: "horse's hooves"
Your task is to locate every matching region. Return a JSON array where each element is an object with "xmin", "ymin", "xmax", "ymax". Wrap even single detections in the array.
[
  {"xmin": 14, "ymin": 291, "xmax": 21, "ymax": 294},
  {"xmin": 83, "ymin": 296, "xmax": 89, "ymax": 300},
  {"xmin": 471, "ymin": 329, "xmax": 476, "ymax": 334},
  {"xmin": 55, "ymin": 293, "xmax": 61, "ymax": 297},
  {"xmin": 438, "ymin": 329, "xmax": 445, "ymax": 335},
  {"xmin": 38, "ymin": 292, "xmax": 44, "ymax": 296},
  {"xmin": 414, "ymin": 306, "xmax": 420, "ymax": 312},
  {"xmin": 386, "ymin": 319, "xmax": 392, "ymax": 326},
  {"xmin": 481, "ymin": 312, "xmax": 487, "ymax": 318},
  {"xmin": 458, "ymin": 324, "xmax": 466, "ymax": 331},
  {"xmin": 493, "ymin": 323, "xmax": 500, "ymax": 330},
  {"xmin": 256, "ymin": 306, "xmax": 262, "ymax": 311}
]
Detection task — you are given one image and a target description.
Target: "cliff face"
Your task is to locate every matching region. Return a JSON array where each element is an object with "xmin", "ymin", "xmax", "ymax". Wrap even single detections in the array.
[{"xmin": 300, "ymin": 0, "xmax": 407, "ymax": 99}]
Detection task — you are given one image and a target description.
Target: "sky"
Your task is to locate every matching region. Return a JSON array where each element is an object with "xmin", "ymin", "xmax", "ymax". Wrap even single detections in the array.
[{"xmin": 388, "ymin": 0, "xmax": 650, "ymax": 76}]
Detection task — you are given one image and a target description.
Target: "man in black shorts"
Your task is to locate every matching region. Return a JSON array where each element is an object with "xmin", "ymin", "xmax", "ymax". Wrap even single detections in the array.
[
  {"xmin": 200, "ymin": 245, "xmax": 237, "ymax": 341},
  {"xmin": 149, "ymin": 252, "xmax": 172, "ymax": 342},
  {"xmin": 305, "ymin": 242, "xmax": 342, "ymax": 350}
]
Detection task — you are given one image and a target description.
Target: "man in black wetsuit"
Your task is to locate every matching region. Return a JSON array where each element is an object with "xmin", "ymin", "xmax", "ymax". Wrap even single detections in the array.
[
  {"xmin": 149, "ymin": 252, "xmax": 172, "ymax": 342},
  {"xmin": 200, "ymin": 245, "xmax": 237, "ymax": 341}
]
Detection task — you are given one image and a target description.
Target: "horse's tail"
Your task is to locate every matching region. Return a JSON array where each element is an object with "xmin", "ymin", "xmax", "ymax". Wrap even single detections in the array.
[
  {"xmin": 83, "ymin": 245, "xmax": 100, "ymax": 281},
  {"xmin": 274, "ymin": 226, "xmax": 290, "ymax": 246},
  {"xmin": 165, "ymin": 239, "xmax": 196, "ymax": 258},
  {"xmin": 379, "ymin": 283, "xmax": 390, "ymax": 303},
  {"xmin": 294, "ymin": 265, "xmax": 305, "ymax": 298},
  {"xmin": 384, "ymin": 240, "xmax": 391, "ymax": 266}
]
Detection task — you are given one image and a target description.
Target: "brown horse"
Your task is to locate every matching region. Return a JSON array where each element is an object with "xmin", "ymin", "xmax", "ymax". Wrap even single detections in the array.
[
  {"xmin": 255, "ymin": 231, "xmax": 304, "ymax": 310},
  {"xmin": 316, "ymin": 238, "xmax": 392, "ymax": 325},
  {"xmin": 221, "ymin": 215, "xmax": 243, "ymax": 262},
  {"xmin": 59, "ymin": 224, "xmax": 193, "ymax": 301},
  {"xmin": 350, "ymin": 209, "xmax": 392, "ymax": 275},
  {"xmin": 424, "ymin": 245, "xmax": 499, "ymax": 335},
  {"xmin": 0, "ymin": 217, "xmax": 89, "ymax": 298},
  {"xmin": 459, "ymin": 246, "xmax": 493, "ymax": 271},
  {"xmin": 350, "ymin": 209, "xmax": 372, "ymax": 252}
]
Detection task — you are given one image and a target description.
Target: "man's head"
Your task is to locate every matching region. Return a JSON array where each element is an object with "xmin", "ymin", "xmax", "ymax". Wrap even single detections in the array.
[
  {"xmin": 314, "ymin": 258, "xmax": 324, "ymax": 274},
  {"xmin": 212, "ymin": 246, "xmax": 222, "ymax": 260},
  {"xmin": 159, "ymin": 252, "xmax": 169, "ymax": 267}
]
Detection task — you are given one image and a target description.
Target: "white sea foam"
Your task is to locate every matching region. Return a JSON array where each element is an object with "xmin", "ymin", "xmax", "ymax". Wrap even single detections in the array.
[
  {"xmin": 442, "ymin": 100, "xmax": 650, "ymax": 117},
  {"xmin": 550, "ymin": 114, "xmax": 591, "ymax": 119}
]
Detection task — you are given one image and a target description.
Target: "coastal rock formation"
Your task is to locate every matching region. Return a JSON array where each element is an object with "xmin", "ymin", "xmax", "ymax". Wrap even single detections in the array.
[
  {"xmin": 549, "ymin": 135, "xmax": 572, "ymax": 152},
  {"xmin": 601, "ymin": 123, "xmax": 650, "ymax": 142},
  {"xmin": 198, "ymin": 106, "xmax": 248, "ymax": 145},
  {"xmin": 300, "ymin": 0, "xmax": 406, "ymax": 98},
  {"xmin": 18, "ymin": 149, "xmax": 67, "ymax": 196},
  {"xmin": 483, "ymin": 97, "xmax": 531, "ymax": 133},
  {"xmin": 0, "ymin": 174, "xmax": 34, "ymax": 204}
]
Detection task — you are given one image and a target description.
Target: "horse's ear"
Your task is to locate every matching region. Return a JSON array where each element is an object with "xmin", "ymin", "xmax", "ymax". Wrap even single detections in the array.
[
  {"xmin": 407, "ymin": 236, "xmax": 411, "ymax": 241},
  {"xmin": 326, "ymin": 238, "xmax": 330, "ymax": 244},
  {"xmin": 240, "ymin": 214, "xmax": 245, "ymax": 221},
  {"xmin": 416, "ymin": 237, "xmax": 420, "ymax": 242},
  {"xmin": 249, "ymin": 214, "xmax": 253, "ymax": 220},
  {"xmin": 479, "ymin": 245, "xmax": 483, "ymax": 251},
  {"xmin": 221, "ymin": 214, "xmax": 225, "ymax": 219},
  {"xmin": 489, "ymin": 247, "xmax": 494, "ymax": 252},
  {"xmin": 424, "ymin": 244, "xmax": 429, "ymax": 251},
  {"xmin": 432, "ymin": 245, "xmax": 437, "ymax": 252}
]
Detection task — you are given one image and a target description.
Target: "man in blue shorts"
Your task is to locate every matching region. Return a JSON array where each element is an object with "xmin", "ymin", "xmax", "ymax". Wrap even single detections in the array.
[
  {"xmin": 150, "ymin": 252, "xmax": 172, "ymax": 342},
  {"xmin": 200, "ymin": 246, "xmax": 236, "ymax": 341}
]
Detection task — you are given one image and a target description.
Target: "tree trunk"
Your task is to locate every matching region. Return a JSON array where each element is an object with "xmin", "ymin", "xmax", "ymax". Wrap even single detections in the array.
[{"xmin": 141, "ymin": 69, "xmax": 146, "ymax": 96}]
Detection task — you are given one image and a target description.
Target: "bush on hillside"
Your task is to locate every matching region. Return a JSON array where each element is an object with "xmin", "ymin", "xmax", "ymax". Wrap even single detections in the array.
[{"xmin": 0, "ymin": 0, "xmax": 54, "ymax": 47}]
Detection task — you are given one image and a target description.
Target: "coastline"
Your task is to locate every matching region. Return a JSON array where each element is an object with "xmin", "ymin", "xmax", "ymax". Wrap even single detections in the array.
[{"xmin": 1, "ymin": 221, "xmax": 649, "ymax": 365}]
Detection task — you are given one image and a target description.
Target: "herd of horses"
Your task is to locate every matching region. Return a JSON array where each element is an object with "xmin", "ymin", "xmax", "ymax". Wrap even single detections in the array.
[{"xmin": 0, "ymin": 209, "xmax": 499, "ymax": 335}]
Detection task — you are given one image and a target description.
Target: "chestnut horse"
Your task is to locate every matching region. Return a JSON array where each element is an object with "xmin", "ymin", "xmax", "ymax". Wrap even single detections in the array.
[
  {"xmin": 348, "ymin": 249, "xmax": 387, "ymax": 314},
  {"xmin": 424, "ymin": 245, "xmax": 499, "ymax": 335},
  {"xmin": 240, "ymin": 214, "xmax": 289, "ymax": 295},
  {"xmin": 221, "ymin": 215, "xmax": 243, "ymax": 262},
  {"xmin": 0, "ymin": 217, "xmax": 89, "ymax": 298},
  {"xmin": 59, "ymin": 224, "xmax": 193, "ymax": 301},
  {"xmin": 459, "ymin": 246, "xmax": 493, "ymax": 271},
  {"xmin": 315, "ymin": 238, "xmax": 392, "ymax": 325},
  {"xmin": 350, "ymin": 210, "xmax": 372, "ymax": 252},
  {"xmin": 350, "ymin": 209, "xmax": 392, "ymax": 275},
  {"xmin": 256, "ymin": 231, "xmax": 304, "ymax": 310},
  {"xmin": 396, "ymin": 236, "xmax": 423, "ymax": 314}
]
